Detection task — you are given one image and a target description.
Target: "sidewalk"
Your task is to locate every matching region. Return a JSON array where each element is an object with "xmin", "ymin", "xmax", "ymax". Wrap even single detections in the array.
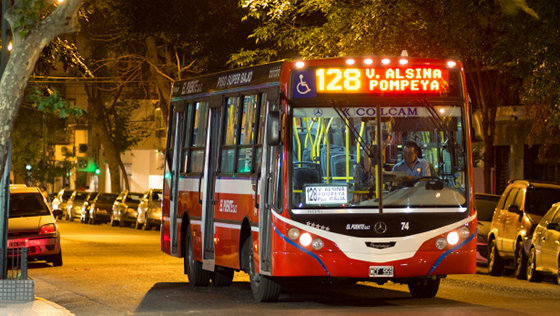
[{"xmin": 0, "ymin": 297, "xmax": 74, "ymax": 316}]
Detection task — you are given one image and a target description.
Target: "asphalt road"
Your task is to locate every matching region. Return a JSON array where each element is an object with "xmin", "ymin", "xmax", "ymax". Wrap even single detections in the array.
[{"xmin": 27, "ymin": 220, "xmax": 560, "ymax": 316}]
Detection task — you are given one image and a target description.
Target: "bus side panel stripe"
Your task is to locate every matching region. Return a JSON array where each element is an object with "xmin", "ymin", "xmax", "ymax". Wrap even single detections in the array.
[{"xmin": 272, "ymin": 222, "xmax": 331, "ymax": 276}]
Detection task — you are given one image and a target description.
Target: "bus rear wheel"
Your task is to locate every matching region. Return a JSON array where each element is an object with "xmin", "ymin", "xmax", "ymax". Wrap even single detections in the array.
[
  {"xmin": 242, "ymin": 237, "xmax": 281, "ymax": 302},
  {"xmin": 408, "ymin": 277, "xmax": 440, "ymax": 298},
  {"xmin": 185, "ymin": 225, "xmax": 210, "ymax": 287}
]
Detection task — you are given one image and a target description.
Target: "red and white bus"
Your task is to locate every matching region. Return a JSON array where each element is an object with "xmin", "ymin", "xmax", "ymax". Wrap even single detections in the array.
[{"xmin": 161, "ymin": 55, "xmax": 475, "ymax": 302}]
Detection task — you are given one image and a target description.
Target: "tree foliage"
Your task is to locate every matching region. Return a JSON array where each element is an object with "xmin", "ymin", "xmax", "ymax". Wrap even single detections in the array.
[
  {"xmin": 0, "ymin": 0, "xmax": 86, "ymax": 190},
  {"xmin": 232, "ymin": 0, "xmax": 559, "ymax": 191}
]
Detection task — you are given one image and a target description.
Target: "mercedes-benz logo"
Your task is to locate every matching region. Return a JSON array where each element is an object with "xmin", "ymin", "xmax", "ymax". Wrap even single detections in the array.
[
  {"xmin": 314, "ymin": 108, "xmax": 323, "ymax": 117},
  {"xmin": 374, "ymin": 221, "xmax": 387, "ymax": 234}
]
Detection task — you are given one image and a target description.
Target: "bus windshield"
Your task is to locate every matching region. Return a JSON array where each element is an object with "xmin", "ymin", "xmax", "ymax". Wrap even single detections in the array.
[{"xmin": 291, "ymin": 103, "xmax": 467, "ymax": 212}]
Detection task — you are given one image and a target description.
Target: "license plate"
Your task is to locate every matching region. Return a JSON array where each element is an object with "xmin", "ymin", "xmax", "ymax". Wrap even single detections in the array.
[
  {"xmin": 8, "ymin": 239, "xmax": 28, "ymax": 249},
  {"xmin": 369, "ymin": 266, "xmax": 394, "ymax": 277}
]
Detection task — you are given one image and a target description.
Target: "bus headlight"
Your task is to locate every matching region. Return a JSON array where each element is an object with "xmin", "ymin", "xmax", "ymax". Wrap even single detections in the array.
[
  {"xmin": 299, "ymin": 233, "xmax": 312, "ymax": 247},
  {"xmin": 447, "ymin": 232, "xmax": 459, "ymax": 245},
  {"xmin": 436, "ymin": 237, "xmax": 447, "ymax": 250},
  {"xmin": 459, "ymin": 226, "xmax": 470, "ymax": 238},
  {"xmin": 288, "ymin": 228, "xmax": 300, "ymax": 240},
  {"xmin": 312, "ymin": 238, "xmax": 324, "ymax": 250}
]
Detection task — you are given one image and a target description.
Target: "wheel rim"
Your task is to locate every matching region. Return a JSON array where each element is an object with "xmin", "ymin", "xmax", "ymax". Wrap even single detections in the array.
[
  {"xmin": 515, "ymin": 245, "xmax": 522, "ymax": 275},
  {"xmin": 527, "ymin": 249, "xmax": 535, "ymax": 279},
  {"xmin": 187, "ymin": 234, "xmax": 194, "ymax": 274},
  {"xmin": 247, "ymin": 242, "xmax": 261, "ymax": 287},
  {"xmin": 489, "ymin": 242, "xmax": 496, "ymax": 270}
]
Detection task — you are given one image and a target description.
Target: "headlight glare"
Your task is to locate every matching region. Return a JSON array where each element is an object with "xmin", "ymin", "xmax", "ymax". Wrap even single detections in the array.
[
  {"xmin": 299, "ymin": 233, "xmax": 312, "ymax": 246},
  {"xmin": 447, "ymin": 232, "xmax": 459, "ymax": 245}
]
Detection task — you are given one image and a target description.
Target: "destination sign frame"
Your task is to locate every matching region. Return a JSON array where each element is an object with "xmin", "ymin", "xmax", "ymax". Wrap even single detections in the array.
[{"xmin": 292, "ymin": 67, "xmax": 459, "ymax": 98}]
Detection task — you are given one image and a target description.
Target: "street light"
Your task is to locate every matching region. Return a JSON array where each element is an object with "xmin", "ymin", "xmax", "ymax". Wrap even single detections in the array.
[{"xmin": 26, "ymin": 164, "xmax": 32, "ymax": 170}]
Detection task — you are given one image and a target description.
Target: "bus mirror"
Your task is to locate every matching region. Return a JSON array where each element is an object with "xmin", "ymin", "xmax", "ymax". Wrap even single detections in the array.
[{"xmin": 267, "ymin": 111, "xmax": 281, "ymax": 146}]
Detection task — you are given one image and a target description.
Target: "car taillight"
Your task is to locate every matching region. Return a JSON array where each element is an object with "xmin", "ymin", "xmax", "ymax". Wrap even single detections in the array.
[{"xmin": 40, "ymin": 224, "xmax": 56, "ymax": 234}]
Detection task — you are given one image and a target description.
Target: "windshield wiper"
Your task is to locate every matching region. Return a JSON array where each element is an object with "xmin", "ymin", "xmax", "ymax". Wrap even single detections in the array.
[
  {"xmin": 331, "ymin": 100, "xmax": 375, "ymax": 159},
  {"xmin": 419, "ymin": 99, "xmax": 464, "ymax": 157}
]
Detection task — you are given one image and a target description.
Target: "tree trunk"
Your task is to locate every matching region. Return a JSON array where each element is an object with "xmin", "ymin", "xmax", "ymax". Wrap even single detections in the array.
[
  {"xmin": 85, "ymin": 83, "xmax": 126, "ymax": 194},
  {"xmin": 145, "ymin": 36, "xmax": 172, "ymax": 128},
  {"xmin": 0, "ymin": 0, "xmax": 85, "ymax": 186}
]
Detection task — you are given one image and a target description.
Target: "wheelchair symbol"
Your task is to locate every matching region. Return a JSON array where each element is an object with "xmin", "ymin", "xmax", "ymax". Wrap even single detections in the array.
[{"xmin": 297, "ymin": 74, "xmax": 311, "ymax": 95}]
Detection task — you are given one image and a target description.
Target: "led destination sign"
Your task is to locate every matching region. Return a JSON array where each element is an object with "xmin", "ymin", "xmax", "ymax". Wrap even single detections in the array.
[
  {"xmin": 292, "ymin": 67, "xmax": 450, "ymax": 98},
  {"xmin": 317, "ymin": 68, "xmax": 447, "ymax": 93}
]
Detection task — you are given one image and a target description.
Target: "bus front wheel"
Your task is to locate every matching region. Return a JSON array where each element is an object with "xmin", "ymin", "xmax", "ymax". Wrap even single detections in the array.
[
  {"xmin": 185, "ymin": 225, "xmax": 210, "ymax": 287},
  {"xmin": 408, "ymin": 277, "xmax": 440, "ymax": 298},
  {"xmin": 242, "ymin": 237, "xmax": 281, "ymax": 302}
]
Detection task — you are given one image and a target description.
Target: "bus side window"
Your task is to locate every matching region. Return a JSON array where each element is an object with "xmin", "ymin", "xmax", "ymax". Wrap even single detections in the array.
[
  {"xmin": 190, "ymin": 101, "xmax": 209, "ymax": 173},
  {"xmin": 221, "ymin": 97, "xmax": 240, "ymax": 173},
  {"xmin": 237, "ymin": 95, "xmax": 257, "ymax": 173},
  {"xmin": 254, "ymin": 93, "xmax": 267, "ymax": 171},
  {"xmin": 181, "ymin": 103, "xmax": 194, "ymax": 174}
]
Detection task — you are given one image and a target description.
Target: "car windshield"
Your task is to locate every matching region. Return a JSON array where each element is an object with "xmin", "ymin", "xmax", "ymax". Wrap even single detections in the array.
[
  {"xmin": 525, "ymin": 188, "xmax": 560, "ymax": 216},
  {"xmin": 126, "ymin": 193, "xmax": 143, "ymax": 203},
  {"xmin": 97, "ymin": 194, "xmax": 118, "ymax": 203},
  {"xmin": 291, "ymin": 103, "xmax": 467, "ymax": 212},
  {"xmin": 9, "ymin": 193, "xmax": 50, "ymax": 218},
  {"xmin": 152, "ymin": 191, "xmax": 162, "ymax": 202},
  {"xmin": 62, "ymin": 190, "xmax": 74, "ymax": 200},
  {"xmin": 475, "ymin": 195, "xmax": 500, "ymax": 221}
]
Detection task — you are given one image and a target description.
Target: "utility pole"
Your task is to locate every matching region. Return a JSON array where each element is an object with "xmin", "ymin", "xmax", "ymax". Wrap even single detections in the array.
[{"xmin": 0, "ymin": 0, "xmax": 12, "ymax": 279}]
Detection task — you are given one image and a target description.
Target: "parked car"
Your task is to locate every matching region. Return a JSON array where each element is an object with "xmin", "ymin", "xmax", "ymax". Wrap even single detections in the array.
[
  {"xmin": 135, "ymin": 188, "xmax": 162, "ymax": 230},
  {"xmin": 80, "ymin": 192, "xmax": 99, "ymax": 223},
  {"xmin": 8, "ymin": 186, "xmax": 63, "ymax": 266},
  {"xmin": 51, "ymin": 189, "xmax": 74, "ymax": 219},
  {"xmin": 88, "ymin": 193, "xmax": 119, "ymax": 224},
  {"xmin": 527, "ymin": 202, "xmax": 560, "ymax": 284},
  {"xmin": 488, "ymin": 179, "xmax": 560, "ymax": 279},
  {"xmin": 111, "ymin": 190, "xmax": 143, "ymax": 228},
  {"xmin": 65, "ymin": 191, "xmax": 91, "ymax": 221},
  {"xmin": 475, "ymin": 193, "xmax": 501, "ymax": 265}
]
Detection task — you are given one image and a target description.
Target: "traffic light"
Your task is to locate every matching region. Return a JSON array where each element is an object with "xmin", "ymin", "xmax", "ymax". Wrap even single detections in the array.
[
  {"xmin": 95, "ymin": 167, "xmax": 100, "ymax": 175},
  {"xmin": 25, "ymin": 164, "xmax": 32, "ymax": 170}
]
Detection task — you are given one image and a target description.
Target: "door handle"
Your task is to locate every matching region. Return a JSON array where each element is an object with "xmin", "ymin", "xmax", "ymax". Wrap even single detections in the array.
[
  {"xmin": 254, "ymin": 172, "xmax": 261, "ymax": 209},
  {"xmin": 198, "ymin": 172, "xmax": 204, "ymax": 204}
]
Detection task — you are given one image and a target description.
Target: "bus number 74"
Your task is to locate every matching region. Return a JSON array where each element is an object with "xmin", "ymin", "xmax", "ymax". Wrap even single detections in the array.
[{"xmin": 401, "ymin": 222, "xmax": 410, "ymax": 230}]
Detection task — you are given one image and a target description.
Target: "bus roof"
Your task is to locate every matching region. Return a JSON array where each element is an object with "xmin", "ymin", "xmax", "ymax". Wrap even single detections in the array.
[{"xmin": 171, "ymin": 61, "xmax": 285, "ymax": 100}]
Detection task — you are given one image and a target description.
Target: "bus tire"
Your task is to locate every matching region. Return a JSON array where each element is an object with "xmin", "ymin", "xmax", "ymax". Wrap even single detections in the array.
[
  {"xmin": 242, "ymin": 237, "xmax": 281, "ymax": 302},
  {"xmin": 408, "ymin": 277, "xmax": 439, "ymax": 298},
  {"xmin": 488, "ymin": 239, "xmax": 504, "ymax": 276},
  {"xmin": 185, "ymin": 225, "xmax": 210, "ymax": 287},
  {"xmin": 212, "ymin": 266, "xmax": 234, "ymax": 287}
]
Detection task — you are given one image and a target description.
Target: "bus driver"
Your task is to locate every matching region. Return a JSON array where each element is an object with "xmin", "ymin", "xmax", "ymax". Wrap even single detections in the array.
[{"xmin": 392, "ymin": 141, "xmax": 431, "ymax": 178}]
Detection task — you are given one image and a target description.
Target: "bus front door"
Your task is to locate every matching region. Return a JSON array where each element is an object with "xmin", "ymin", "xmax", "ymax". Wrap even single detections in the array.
[{"xmin": 200, "ymin": 106, "xmax": 221, "ymax": 271}]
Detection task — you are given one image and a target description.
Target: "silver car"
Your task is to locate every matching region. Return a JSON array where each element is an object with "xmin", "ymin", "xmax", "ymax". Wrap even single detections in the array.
[
  {"xmin": 8, "ymin": 186, "xmax": 63, "ymax": 266},
  {"xmin": 111, "ymin": 190, "xmax": 143, "ymax": 228},
  {"xmin": 135, "ymin": 189, "xmax": 162, "ymax": 230},
  {"xmin": 65, "ymin": 191, "xmax": 90, "ymax": 221}
]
